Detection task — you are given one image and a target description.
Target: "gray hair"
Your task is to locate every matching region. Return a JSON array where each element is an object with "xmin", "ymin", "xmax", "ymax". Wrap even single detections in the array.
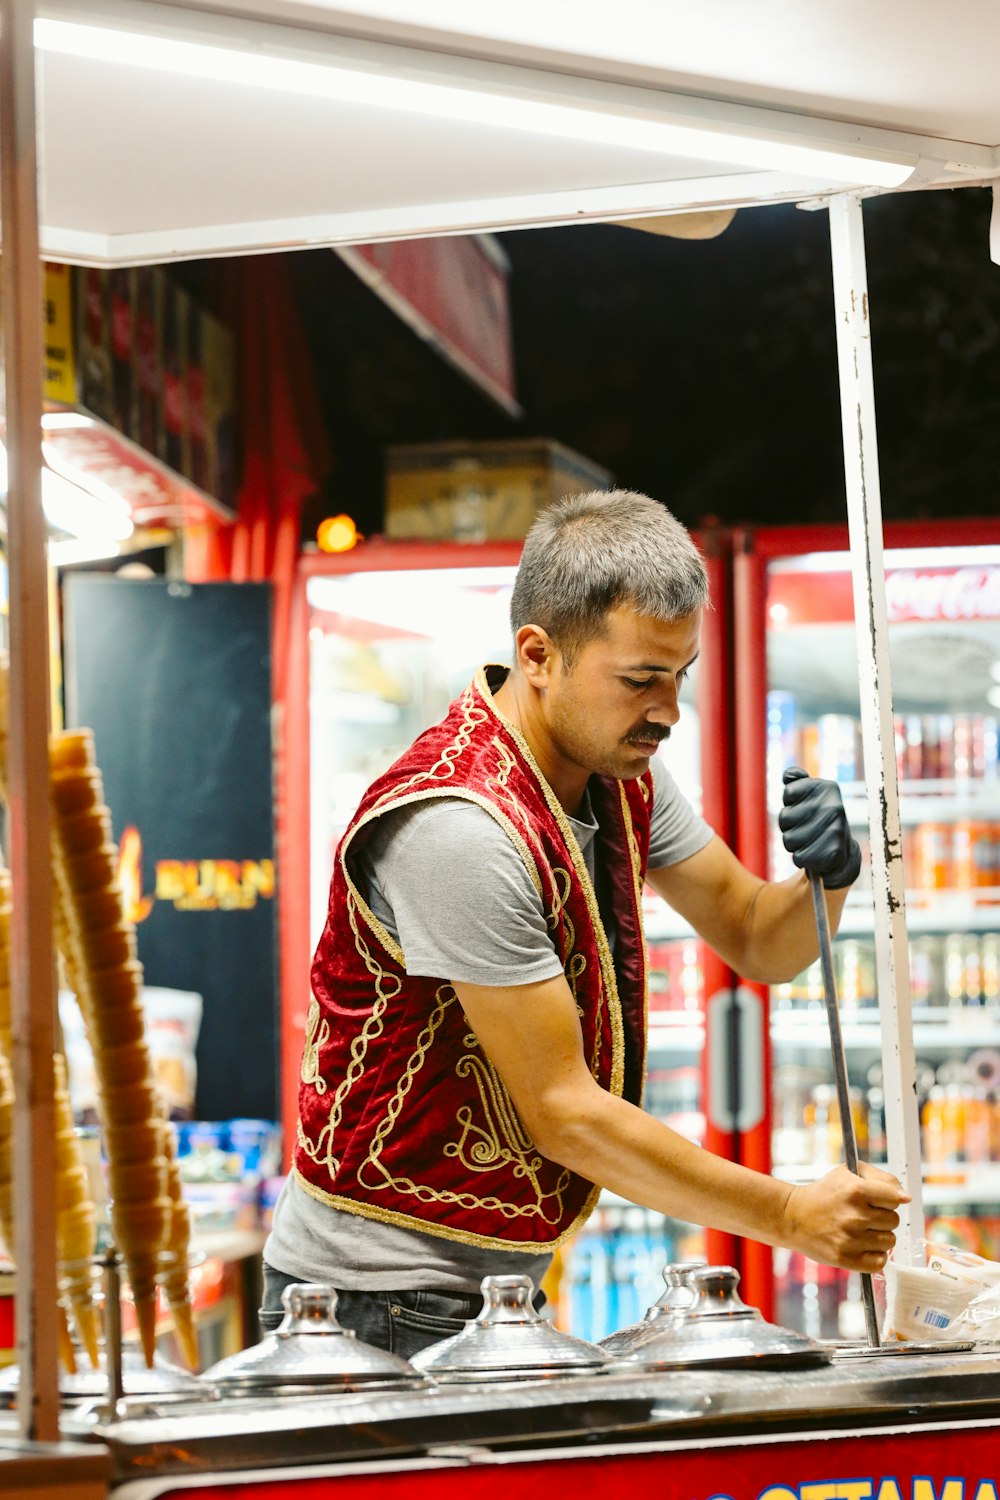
[{"xmin": 510, "ymin": 489, "xmax": 709, "ymax": 662}]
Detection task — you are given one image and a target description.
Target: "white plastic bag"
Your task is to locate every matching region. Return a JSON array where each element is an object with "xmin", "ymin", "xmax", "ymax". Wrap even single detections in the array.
[{"xmin": 882, "ymin": 1240, "xmax": 1000, "ymax": 1341}]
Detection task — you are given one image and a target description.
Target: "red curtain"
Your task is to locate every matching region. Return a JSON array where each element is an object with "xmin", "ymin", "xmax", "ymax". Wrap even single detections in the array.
[{"xmin": 185, "ymin": 255, "xmax": 329, "ymax": 706}]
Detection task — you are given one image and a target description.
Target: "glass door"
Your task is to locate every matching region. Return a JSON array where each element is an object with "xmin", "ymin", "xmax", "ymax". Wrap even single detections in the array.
[
  {"xmin": 763, "ymin": 542, "xmax": 1000, "ymax": 1337},
  {"xmin": 303, "ymin": 545, "xmax": 709, "ymax": 1337}
]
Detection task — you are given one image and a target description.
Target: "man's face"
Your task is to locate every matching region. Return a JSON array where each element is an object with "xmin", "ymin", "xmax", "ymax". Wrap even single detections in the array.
[{"xmin": 543, "ymin": 603, "xmax": 702, "ymax": 782}]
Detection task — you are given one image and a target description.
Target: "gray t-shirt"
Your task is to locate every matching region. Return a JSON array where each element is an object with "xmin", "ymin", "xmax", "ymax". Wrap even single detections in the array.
[{"xmin": 265, "ymin": 756, "xmax": 713, "ymax": 1292}]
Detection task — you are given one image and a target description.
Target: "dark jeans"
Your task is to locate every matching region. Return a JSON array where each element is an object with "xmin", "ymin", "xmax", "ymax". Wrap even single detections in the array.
[{"xmin": 260, "ymin": 1261, "xmax": 485, "ymax": 1362}]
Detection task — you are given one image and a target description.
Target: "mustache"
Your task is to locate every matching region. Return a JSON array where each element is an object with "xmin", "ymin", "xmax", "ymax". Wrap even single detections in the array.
[{"xmin": 623, "ymin": 725, "xmax": 671, "ymax": 747}]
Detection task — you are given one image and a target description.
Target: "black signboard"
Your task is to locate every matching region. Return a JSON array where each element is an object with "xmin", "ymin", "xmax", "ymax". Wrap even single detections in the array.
[{"xmin": 63, "ymin": 577, "xmax": 277, "ymax": 1121}]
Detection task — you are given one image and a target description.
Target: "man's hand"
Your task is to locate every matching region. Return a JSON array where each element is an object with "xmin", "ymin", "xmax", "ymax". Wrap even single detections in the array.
[
  {"xmin": 781, "ymin": 1163, "xmax": 909, "ymax": 1271},
  {"xmin": 779, "ymin": 766, "xmax": 862, "ymax": 889}
]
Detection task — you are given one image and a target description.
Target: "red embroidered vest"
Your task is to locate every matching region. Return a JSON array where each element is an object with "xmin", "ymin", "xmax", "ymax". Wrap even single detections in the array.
[{"xmin": 295, "ymin": 666, "xmax": 652, "ymax": 1251}]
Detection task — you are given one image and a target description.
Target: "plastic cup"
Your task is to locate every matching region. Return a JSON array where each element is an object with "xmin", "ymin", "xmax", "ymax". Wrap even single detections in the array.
[{"xmin": 884, "ymin": 1261, "xmax": 977, "ymax": 1341}]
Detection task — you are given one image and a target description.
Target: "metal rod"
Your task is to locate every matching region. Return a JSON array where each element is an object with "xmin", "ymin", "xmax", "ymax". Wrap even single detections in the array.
[
  {"xmin": 828, "ymin": 192, "xmax": 923, "ymax": 1267},
  {"xmin": 0, "ymin": 0, "xmax": 61, "ymax": 1442},
  {"xmin": 810, "ymin": 871, "xmax": 880, "ymax": 1348},
  {"xmin": 98, "ymin": 1248, "xmax": 125, "ymax": 1424}
]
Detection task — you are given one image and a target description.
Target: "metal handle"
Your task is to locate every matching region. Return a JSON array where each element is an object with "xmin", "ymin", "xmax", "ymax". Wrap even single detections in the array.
[
  {"xmin": 97, "ymin": 1246, "xmax": 126, "ymax": 1423},
  {"xmin": 809, "ymin": 871, "xmax": 881, "ymax": 1349}
]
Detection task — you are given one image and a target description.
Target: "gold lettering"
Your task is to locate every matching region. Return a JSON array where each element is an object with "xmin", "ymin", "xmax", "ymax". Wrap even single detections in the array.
[
  {"xmin": 155, "ymin": 861, "xmax": 188, "ymax": 901},
  {"xmin": 914, "ymin": 1484, "xmax": 964, "ymax": 1500},
  {"xmin": 156, "ymin": 855, "xmax": 275, "ymax": 909},
  {"xmin": 214, "ymin": 861, "xmax": 242, "ymax": 899},
  {"xmin": 242, "ymin": 859, "xmax": 275, "ymax": 898}
]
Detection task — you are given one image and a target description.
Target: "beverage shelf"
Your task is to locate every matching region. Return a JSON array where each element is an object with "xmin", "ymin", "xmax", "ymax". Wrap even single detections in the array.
[
  {"xmin": 772, "ymin": 1008, "xmax": 1000, "ymax": 1051},
  {"xmin": 769, "ymin": 781, "xmax": 1000, "ymax": 827},
  {"xmin": 643, "ymin": 909, "xmax": 695, "ymax": 942},
  {"xmin": 647, "ymin": 1016, "xmax": 704, "ymax": 1052},
  {"xmin": 838, "ymin": 895, "xmax": 1000, "ymax": 935},
  {"xmin": 845, "ymin": 782, "xmax": 1000, "ymax": 827},
  {"xmin": 773, "ymin": 1161, "xmax": 1000, "ymax": 1207}
]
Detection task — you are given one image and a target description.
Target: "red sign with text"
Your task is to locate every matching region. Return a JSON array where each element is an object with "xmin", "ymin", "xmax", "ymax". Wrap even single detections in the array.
[
  {"xmin": 136, "ymin": 1422, "xmax": 1000, "ymax": 1500},
  {"xmin": 769, "ymin": 565, "xmax": 1000, "ymax": 627}
]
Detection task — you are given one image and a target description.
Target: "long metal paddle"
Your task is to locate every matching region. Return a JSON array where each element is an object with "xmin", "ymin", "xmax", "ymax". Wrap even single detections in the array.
[{"xmin": 809, "ymin": 870, "xmax": 881, "ymax": 1348}]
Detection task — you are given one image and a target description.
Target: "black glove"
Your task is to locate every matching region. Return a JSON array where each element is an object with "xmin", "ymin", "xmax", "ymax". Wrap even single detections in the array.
[{"xmin": 778, "ymin": 766, "xmax": 862, "ymax": 889}]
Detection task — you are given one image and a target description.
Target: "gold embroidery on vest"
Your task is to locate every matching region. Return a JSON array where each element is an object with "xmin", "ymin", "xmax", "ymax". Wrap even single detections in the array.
[
  {"xmin": 369, "ymin": 686, "xmax": 487, "ymax": 806},
  {"xmin": 447, "ymin": 1053, "xmax": 538, "ymax": 1173},
  {"xmin": 300, "ymin": 997, "xmax": 330, "ymax": 1095},
  {"xmin": 298, "ymin": 888, "xmax": 403, "ymax": 1180},
  {"xmin": 294, "ymin": 1167, "xmax": 597, "ymax": 1253},
  {"xmin": 358, "ymin": 984, "xmax": 571, "ymax": 1224},
  {"xmin": 477, "ymin": 666, "xmax": 625, "ymax": 1100},
  {"xmin": 618, "ymin": 780, "xmax": 650, "ymax": 1098},
  {"xmin": 546, "ymin": 864, "xmax": 598, "ymax": 1071}
]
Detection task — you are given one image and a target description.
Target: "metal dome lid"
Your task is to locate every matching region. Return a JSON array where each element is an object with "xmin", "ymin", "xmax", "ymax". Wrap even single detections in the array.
[
  {"xmin": 0, "ymin": 1347, "xmax": 208, "ymax": 1408},
  {"xmin": 410, "ymin": 1274, "xmax": 612, "ymax": 1382},
  {"xmin": 619, "ymin": 1266, "xmax": 831, "ymax": 1371},
  {"xmin": 203, "ymin": 1283, "xmax": 426, "ymax": 1392},
  {"xmin": 599, "ymin": 1259, "xmax": 705, "ymax": 1356}
]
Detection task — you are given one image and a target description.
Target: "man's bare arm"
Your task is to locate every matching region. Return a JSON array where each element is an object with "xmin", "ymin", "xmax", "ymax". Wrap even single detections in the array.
[
  {"xmin": 646, "ymin": 834, "xmax": 850, "ymax": 984},
  {"xmin": 454, "ymin": 971, "xmax": 906, "ymax": 1272}
]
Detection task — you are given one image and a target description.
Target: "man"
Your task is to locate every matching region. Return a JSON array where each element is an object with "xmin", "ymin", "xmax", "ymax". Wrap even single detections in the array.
[{"xmin": 263, "ymin": 489, "xmax": 907, "ymax": 1357}]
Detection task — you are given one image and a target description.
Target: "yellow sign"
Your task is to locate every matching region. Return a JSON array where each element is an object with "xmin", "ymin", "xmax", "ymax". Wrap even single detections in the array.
[{"xmin": 42, "ymin": 262, "xmax": 76, "ymax": 404}]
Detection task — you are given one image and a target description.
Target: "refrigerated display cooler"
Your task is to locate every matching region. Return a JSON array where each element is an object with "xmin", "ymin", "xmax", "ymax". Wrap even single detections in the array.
[
  {"xmin": 734, "ymin": 520, "xmax": 1000, "ymax": 1335},
  {"xmin": 281, "ymin": 534, "xmax": 739, "ymax": 1339}
]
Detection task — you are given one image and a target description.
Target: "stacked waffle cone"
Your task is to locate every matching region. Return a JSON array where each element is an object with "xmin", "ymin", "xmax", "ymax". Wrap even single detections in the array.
[
  {"xmin": 53, "ymin": 1053, "xmax": 100, "ymax": 1367},
  {"xmin": 0, "ymin": 867, "xmax": 99, "ymax": 1371},
  {"xmin": 49, "ymin": 729, "xmax": 198, "ymax": 1370}
]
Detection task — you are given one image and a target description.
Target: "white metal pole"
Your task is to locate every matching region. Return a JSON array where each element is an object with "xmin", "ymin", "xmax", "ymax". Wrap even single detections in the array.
[
  {"xmin": 0, "ymin": 0, "xmax": 62, "ymax": 1438},
  {"xmin": 828, "ymin": 191, "xmax": 923, "ymax": 1267}
]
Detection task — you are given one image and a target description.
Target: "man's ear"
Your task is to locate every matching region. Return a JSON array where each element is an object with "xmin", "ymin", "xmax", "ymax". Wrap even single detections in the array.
[{"xmin": 514, "ymin": 623, "xmax": 557, "ymax": 688}]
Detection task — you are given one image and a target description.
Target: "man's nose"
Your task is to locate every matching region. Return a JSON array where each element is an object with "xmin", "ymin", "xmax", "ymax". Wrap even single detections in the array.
[{"xmin": 648, "ymin": 686, "xmax": 680, "ymax": 727}]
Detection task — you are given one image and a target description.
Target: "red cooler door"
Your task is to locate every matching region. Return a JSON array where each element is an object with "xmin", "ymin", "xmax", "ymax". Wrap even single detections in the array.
[
  {"xmin": 735, "ymin": 521, "xmax": 1000, "ymax": 1337},
  {"xmin": 283, "ymin": 533, "xmax": 732, "ymax": 1342}
]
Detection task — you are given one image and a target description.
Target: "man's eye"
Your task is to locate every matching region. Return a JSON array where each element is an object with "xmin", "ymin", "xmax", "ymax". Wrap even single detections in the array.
[{"xmin": 624, "ymin": 677, "xmax": 654, "ymax": 690}]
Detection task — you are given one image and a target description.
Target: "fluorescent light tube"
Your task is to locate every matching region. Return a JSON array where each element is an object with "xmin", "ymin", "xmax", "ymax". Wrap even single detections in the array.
[
  {"xmin": 34, "ymin": 18, "xmax": 916, "ymax": 188},
  {"xmin": 0, "ymin": 442, "xmax": 135, "ymax": 544}
]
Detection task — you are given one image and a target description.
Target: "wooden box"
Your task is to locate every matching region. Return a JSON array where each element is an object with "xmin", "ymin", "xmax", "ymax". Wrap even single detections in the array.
[{"xmin": 384, "ymin": 438, "xmax": 612, "ymax": 542}]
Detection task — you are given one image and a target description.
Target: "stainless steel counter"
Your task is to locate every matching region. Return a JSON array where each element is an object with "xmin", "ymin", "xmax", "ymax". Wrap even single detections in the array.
[{"xmin": 37, "ymin": 1344, "xmax": 1000, "ymax": 1487}]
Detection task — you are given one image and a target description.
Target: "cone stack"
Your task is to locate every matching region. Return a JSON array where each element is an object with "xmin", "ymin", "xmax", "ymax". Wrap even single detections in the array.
[
  {"xmin": 53, "ymin": 1055, "xmax": 100, "ymax": 1366},
  {"xmin": 0, "ymin": 659, "xmax": 196, "ymax": 1371},
  {"xmin": 0, "ymin": 871, "xmax": 99, "ymax": 1369},
  {"xmin": 48, "ymin": 728, "xmax": 182, "ymax": 1367},
  {"xmin": 0, "ymin": 1053, "xmax": 14, "ymax": 1262},
  {"xmin": 159, "ymin": 1122, "xmax": 199, "ymax": 1370}
]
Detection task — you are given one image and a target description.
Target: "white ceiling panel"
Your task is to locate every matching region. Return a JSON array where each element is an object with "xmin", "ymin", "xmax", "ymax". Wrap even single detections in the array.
[
  {"xmin": 31, "ymin": 0, "xmax": 1000, "ymax": 264},
  {"xmin": 178, "ymin": 0, "xmax": 1000, "ymax": 144}
]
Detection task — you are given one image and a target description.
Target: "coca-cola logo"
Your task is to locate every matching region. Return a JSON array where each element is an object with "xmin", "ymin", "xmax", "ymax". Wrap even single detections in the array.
[{"xmin": 885, "ymin": 567, "xmax": 1000, "ymax": 623}]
